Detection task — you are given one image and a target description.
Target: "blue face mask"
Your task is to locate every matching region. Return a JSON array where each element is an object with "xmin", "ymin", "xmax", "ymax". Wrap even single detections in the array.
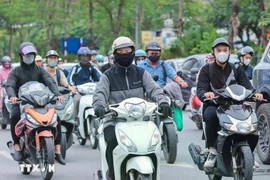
[
  {"xmin": 23, "ymin": 54, "xmax": 35, "ymax": 65},
  {"xmin": 48, "ymin": 61, "xmax": 57, "ymax": 67}
]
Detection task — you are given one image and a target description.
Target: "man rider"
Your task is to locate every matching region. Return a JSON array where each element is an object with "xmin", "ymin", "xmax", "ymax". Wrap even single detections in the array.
[
  {"xmin": 90, "ymin": 49, "xmax": 98, "ymax": 67},
  {"xmin": 237, "ymin": 46, "xmax": 254, "ymax": 80},
  {"xmin": 95, "ymin": 54, "xmax": 105, "ymax": 70},
  {"xmin": 137, "ymin": 41, "xmax": 188, "ymax": 88},
  {"xmin": 57, "ymin": 58, "xmax": 69, "ymax": 77},
  {"xmin": 34, "ymin": 55, "xmax": 43, "ymax": 67},
  {"xmin": 67, "ymin": 47, "xmax": 102, "ymax": 125},
  {"xmin": 6, "ymin": 42, "xmax": 66, "ymax": 165},
  {"xmin": 93, "ymin": 36, "xmax": 171, "ymax": 180},
  {"xmin": 197, "ymin": 38, "xmax": 263, "ymax": 168},
  {"xmin": 100, "ymin": 50, "xmax": 114, "ymax": 73},
  {"xmin": 45, "ymin": 50, "xmax": 76, "ymax": 93}
]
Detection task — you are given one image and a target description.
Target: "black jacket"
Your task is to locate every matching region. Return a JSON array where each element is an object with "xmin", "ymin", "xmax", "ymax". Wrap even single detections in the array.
[
  {"xmin": 100, "ymin": 63, "xmax": 113, "ymax": 73},
  {"xmin": 6, "ymin": 58, "xmax": 60, "ymax": 98},
  {"xmin": 197, "ymin": 62, "xmax": 253, "ymax": 102}
]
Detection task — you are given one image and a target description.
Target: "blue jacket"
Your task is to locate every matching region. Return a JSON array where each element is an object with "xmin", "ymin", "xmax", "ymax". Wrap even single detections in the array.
[
  {"xmin": 137, "ymin": 59, "xmax": 176, "ymax": 87},
  {"xmin": 67, "ymin": 63, "xmax": 102, "ymax": 86},
  {"xmin": 241, "ymin": 65, "xmax": 253, "ymax": 80}
]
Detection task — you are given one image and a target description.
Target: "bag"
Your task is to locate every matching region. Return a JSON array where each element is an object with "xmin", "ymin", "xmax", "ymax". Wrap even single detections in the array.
[
  {"xmin": 172, "ymin": 104, "xmax": 183, "ymax": 131},
  {"xmin": 15, "ymin": 118, "xmax": 26, "ymax": 137}
]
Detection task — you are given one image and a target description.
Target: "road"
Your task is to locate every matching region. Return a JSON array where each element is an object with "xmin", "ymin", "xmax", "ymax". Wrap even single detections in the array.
[{"xmin": 0, "ymin": 109, "xmax": 269, "ymax": 180}]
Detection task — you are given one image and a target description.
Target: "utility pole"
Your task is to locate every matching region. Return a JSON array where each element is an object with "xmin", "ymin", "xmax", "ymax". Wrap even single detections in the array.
[{"xmin": 135, "ymin": 0, "xmax": 139, "ymax": 49}]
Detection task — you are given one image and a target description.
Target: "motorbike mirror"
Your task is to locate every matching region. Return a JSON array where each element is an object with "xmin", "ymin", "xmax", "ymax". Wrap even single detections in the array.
[
  {"xmin": 1, "ymin": 82, "xmax": 6, "ymax": 87},
  {"xmin": 190, "ymin": 68, "xmax": 199, "ymax": 75},
  {"xmin": 72, "ymin": 73, "xmax": 78, "ymax": 82},
  {"xmin": 152, "ymin": 75, "xmax": 159, "ymax": 82}
]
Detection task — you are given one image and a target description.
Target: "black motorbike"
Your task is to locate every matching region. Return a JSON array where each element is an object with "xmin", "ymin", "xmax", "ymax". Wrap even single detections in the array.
[{"xmin": 188, "ymin": 84, "xmax": 261, "ymax": 180}]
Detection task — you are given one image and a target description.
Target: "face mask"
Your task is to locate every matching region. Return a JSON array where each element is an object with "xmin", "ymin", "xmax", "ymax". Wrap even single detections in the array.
[
  {"xmin": 79, "ymin": 55, "xmax": 90, "ymax": 63},
  {"xmin": 58, "ymin": 64, "xmax": 64, "ymax": 69},
  {"xmin": 243, "ymin": 59, "xmax": 251, "ymax": 66},
  {"xmin": 215, "ymin": 52, "xmax": 229, "ymax": 64},
  {"xmin": 114, "ymin": 52, "xmax": 134, "ymax": 67},
  {"xmin": 97, "ymin": 61, "xmax": 104, "ymax": 67},
  {"xmin": 109, "ymin": 59, "xmax": 114, "ymax": 65},
  {"xmin": 148, "ymin": 55, "xmax": 160, "ymax": 63},
  {"xmin": 23, "ymin": 54, "xmax": 35, "ymax": 65},
  {"xmin": 48, "ymin": 61, "xmax": 57, "ymax": 67},
  {"xmin": 3, "ymin": 63, "xmax": 11, "ymax": 69}
]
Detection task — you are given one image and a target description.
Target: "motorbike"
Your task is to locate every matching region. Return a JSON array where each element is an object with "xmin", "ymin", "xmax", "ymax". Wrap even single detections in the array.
[
  {"xmin": 188, "ymin": 84, "xmax": 261, "ymax": 180},
  {"xmin": 7, "ymin": 81, "xmax": 58, "ymax": 180},
  {"xmin": 189, "ymin": 87, "xmax": 203, "ymax": 129},
  {"xmin": 0, "ymin": 81, "xmax": 12, "ymax": 129},
  {"xmin": 96, "ymin": 97, "xmax": 161, "ymax": 180},
  {"xmin": 54, "ymin": 86, "xmax": 75, "ymax": 159},
  {"xmin": 74, "ymin": 82, "xmax": 98, "ymax": 149}
]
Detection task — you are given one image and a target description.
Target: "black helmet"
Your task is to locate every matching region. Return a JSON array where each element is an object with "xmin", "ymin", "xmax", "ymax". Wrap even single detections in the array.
[
  {"xmin": 145, "ymin": 41, "xmax": 161, "ymax": 52},
  {"xmin": 107, "ymin": 50, "xmax": 113, "ymax": 57},
  {"xmin": 212, "ymin": 38, "xmax": 230, "ymax": 49},
  {"xmin": 77, "ymin": 47, "xmax": 91, "ymax": 55},
  {"xmin": 237, "ymin": 46, "xmax": 254, "ymax": 59},
  {"xmin": 19, "ymin": 42, "xmax": 37, "ymax": 56},
  {"xmin": 91, "ymin": 50, "xmax": 97, "ymax": 55},
  {"xmin": 46, "ymin": 50, "xmax": 59, "ymax": 58}
]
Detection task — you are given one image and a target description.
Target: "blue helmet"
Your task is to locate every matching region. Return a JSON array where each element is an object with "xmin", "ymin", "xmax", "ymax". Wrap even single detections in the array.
[
  {"xmin": 77, "ymin": 47, "xmax": 91, "ymax": 56},
  {"xmin": 95, "ymin": 54, "xmax": 104, "ymax": 61},
  {"xmin": 135, "ymin": 49, "xmax": 146, "ymax": 57}
]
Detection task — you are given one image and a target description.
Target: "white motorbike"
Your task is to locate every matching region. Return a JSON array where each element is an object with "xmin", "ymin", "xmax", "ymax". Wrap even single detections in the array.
[
  {"xmin": 96, "ymin": 97, "xmax": 161, "ymax": 180},
  {"xmin": 74, "ymin": 82, "xmax": 98, "ymax": 149},
  {"xmin": 0, "ymin": 81, "xmax": 12, "ymax": 129}
]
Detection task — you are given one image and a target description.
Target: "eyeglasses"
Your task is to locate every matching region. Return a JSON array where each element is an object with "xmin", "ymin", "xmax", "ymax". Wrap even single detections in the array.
[{"xmin": 116, "ymin": 49, "xmax": 132, "ymax": 54}]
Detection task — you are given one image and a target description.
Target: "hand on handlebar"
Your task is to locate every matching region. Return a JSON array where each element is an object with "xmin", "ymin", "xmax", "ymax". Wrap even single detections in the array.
[
  {"xmin": 180, "ymin": 81, "xmax": 188, "ymax": 88},
  {"xmin": 57, "ymin": 95, "xmax": 65, "ymax": 102},
  {"xmin": 68, "ymin": 85, "xmax": 77, "ymax": 94},
  {"xmin": 254, "ymin": 93, "xmax": 265, "ymax": 102},
  {"xmin": 9, "ymin": 96, "xmax": 18, "ymax": 104},
  {"xmin": 204, "ymin": 92, "xmax": 215, "ymax": 100}
]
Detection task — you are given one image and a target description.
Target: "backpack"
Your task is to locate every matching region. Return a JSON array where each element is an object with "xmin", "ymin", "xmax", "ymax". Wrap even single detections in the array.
[
  {"xmin": 56, "ymin": 68, "xmax": 61, "ymax": 85},
  {"xmin": 161, "ymin": 62, "xmax": 167, "ymax": 81}
]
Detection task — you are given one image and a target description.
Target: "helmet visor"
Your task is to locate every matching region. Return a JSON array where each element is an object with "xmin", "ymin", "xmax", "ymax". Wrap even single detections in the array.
[{"xmin": 21, "ymin": 45, "xmax": 37, "ymax": 56}]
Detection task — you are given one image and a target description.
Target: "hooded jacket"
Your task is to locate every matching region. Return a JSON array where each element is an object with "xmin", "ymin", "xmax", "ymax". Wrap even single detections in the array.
[{"xmin": 6, "ymin": 56, "xmax": 60, "ymax": 98}]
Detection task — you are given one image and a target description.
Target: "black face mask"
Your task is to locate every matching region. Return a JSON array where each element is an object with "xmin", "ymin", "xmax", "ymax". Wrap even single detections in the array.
[
  {"xmin": 114, "ymin": 52, "xmax": 135, "ymax": 67},
  {"xmin": 148, "ymin": 55, "xmax": 160, "ymax": 63}
]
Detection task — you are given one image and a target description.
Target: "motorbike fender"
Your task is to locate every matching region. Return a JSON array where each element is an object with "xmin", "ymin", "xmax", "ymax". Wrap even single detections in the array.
[
  {"xmin": 232, "ymin": 141, "xmax": 250, "ymax": 156},
  {"xmin": 61, "ymin": 125, "xmax": 67, "ymax": 133},
  {"xmin": 159, "ymin": 119, "xmax": 175, "ymax": 136},
  {"xmin": 35, "ymin": 130, "xmax": 54, "ymax": 151},
  {"xmin": 84, "ymin": 108, "xmax": 95, "ymax": 119},
  {"xmin": 126, "ymin": 156, "xmax": 154, "ymax": 174}
]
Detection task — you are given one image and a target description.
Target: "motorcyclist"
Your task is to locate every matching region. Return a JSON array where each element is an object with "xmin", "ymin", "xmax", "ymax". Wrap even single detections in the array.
[
  {"xmin": 196, "ymin": 38, "xmax": 263, "ymax": 168},
  {"xmin": 67, "ymin": 47, "xmax": 102, "ymax": 125},
  {"xmin": 134, "ymin": 49, "xmax": 146, "ymax": 65},
  {"xmin": 45, "ymin": 50, "xmax": 76, "ymax": 93},
  {"xmin": 196, "ymin": 53, "xmax": 215, "ymax": 83},
  {"xmin": 90, "ymin": 49, "xmax": 98, "ymax": 67},
  {"xmin": 6, "ymin": 42, "xmax": 66, "ymax": 165},
  {"xmin": 34, "ymin": 55, "xmax": 43, "ymax": 67},
  {"xmin": 57, "ymin": 58, "xmax": 69, "ymax": 77},
  {"xmin": 100, "ymin": 50, "xmax": 114, "ymax": 73},
  {"xmin": 237, "ymin": 46, "xmax": 254, "ymax": 80},
  {"xmin": 137, "ymin": 41, "xmax": 188, "ymax": 88},
  {"xmin": 95, "ymin": 54, "xmax": 105, "ymax": 69},
  {"xmin": 0, "ymin": 56, "xmax": 12, "ymax": 116},
  {"xmin": 93, "ymin": 36, "xmax": 171, "ymax": 180}
]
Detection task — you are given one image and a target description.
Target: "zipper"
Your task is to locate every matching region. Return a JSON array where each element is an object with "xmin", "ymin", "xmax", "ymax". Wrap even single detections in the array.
[{"xmin": 125, "ymin": 69, "xmax": 130, "ymax": 97}]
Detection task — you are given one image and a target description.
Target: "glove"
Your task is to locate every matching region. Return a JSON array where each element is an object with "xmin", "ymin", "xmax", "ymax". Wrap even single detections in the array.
[
  {"xmin": 94, "ymin": 105, "xmax": 105, "ymax": 118},
  {"xmin": 159, "ymin": 102, "xmax": 172, "ymax": 117}
]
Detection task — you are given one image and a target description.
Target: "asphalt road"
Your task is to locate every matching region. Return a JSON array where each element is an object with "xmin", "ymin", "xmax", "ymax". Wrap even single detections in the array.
[{"xmin": 0, "ymin": 109, "xmax": 269, "ymax": 180}]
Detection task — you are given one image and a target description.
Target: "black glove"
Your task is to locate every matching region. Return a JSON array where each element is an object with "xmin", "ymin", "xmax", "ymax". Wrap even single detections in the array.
[
  {"xmin": 94, "ymin": 105, "xmax": 105, "ymax": 118},
  {"xmin": 159, "ymin": 102, "xmax": 172, "ymax": 117}
]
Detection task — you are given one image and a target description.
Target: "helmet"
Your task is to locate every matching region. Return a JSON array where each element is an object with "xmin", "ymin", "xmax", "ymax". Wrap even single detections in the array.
[
  {"xmin": 35, "ymin": 55, "xmax": 43, "ymax": 61},
  {"xmin": 212, "ymin": 38, "xmax": 230, "ymax": 49},
  {"xmin": 77, "ymin": 47, "xmax": 91, "ymax": 55},
  {"xmin": 237, "ymin": 46, "xmax": 254, "ymax": 58},
  {"xmin": 107, "ymin": 50, "xmax": 113, "ymax": 57},
  {"xmin": 112, "ymin": 36, "xmax": 135, "ymax": 53},
  {"xmin": 46, "ymin": 50, "xmax": 59, "ymax": 58},
  {"xmin": 135, "ymin": 49, "xmax": 146, "ymax": 57},
  {"xmin": 19, "ymin": 42, "xmax": 37, "ymax": 56},
  {"xmin": 1, "ymin": 56, "xmax": 12, "ymax": 64},
  {"xmin": 91, "ymin": 50, "xmax": 97, "ymax": 55},
  {"xmin": 95, "ymin": 54, "xmax": 104, "ymax": 61},
  {"xmin": 58, "ymin": 57, "xmax": 63, "ymax": 62},
  {"xmin": 145, "ymin": 41, "xmax": 161, "ymax": 52}
]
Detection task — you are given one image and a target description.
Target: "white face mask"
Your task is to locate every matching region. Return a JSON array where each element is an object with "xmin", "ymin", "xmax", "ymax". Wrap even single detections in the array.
[
  {"xmin": 97, "ymin": 62, "xmax": 104, "ymax": 67},
  {"xmin": 215, "ymin": 52, "xmax": 229, "ymax": 64},
  {"xmin": 109, "ymin": 59, "xmax": 114, "ymax": 65},
  {"xmin": 23, "ymin": 54, "xmax": 35, "ymax": 65},
  {"xmin": 58, "ymin": 64, "xmax": 64, "ymax": 69},
  {"xmin": 243, "ymin": 59, "xmax": 251, "ymax": 66}
]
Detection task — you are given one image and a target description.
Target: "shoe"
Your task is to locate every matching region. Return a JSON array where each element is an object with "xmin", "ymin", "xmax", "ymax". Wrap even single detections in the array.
[
  {"xmin": 204, "ymin": 151, "xmax": 217, "ymax": 168},
  {"xmin": 13, "ymin": 150, "xmax": 23, "ymax": 161},
  {"xmin": 55, "ymin": 154, "xmax": 66, "ymax": 165}
]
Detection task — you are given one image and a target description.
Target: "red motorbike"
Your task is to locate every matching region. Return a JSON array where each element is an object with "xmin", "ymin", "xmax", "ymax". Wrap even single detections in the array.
[{"xmin": 188, "ymin": 87, "xmax": 202, "ymax": 129}]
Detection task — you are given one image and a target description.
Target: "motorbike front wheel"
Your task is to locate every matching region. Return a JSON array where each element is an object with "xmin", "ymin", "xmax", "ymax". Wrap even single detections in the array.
[
  {"xmin": 60, "ymin": 132, "xmax": 67, "ymax": 159},
  {"xmin": 162, "ymin": 123, "xmax": 177, "ymax": 164},
  {"xmin": 208, "ymin": 174, "xmax": 222, "ymax": 180},
  {"xmin": 233, "ymin": 146, "xmax": 253, "ymax": 180},
  {"xmin": 89, "ymin": 118, "xmax": 98, "ymax": 149},
  {"xmin": 39, "ymin": 137, "xmax": 55, "ymax": 180}
]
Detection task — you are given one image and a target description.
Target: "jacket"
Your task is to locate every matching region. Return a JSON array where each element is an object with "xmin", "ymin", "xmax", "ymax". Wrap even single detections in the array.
[
  {"xmin": 93, "ymin": 64, "xmax": 167, "ymax": 108},
  {"xmin": 6, "ymin": 58, "xmax": 60, "ymax": 98},
  {"xmin": 100, "ymin": 63, "xmax": 113, "ymax": 73}
]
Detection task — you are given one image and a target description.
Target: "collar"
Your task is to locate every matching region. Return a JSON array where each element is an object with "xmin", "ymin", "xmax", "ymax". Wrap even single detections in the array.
[{"xmin": 144, "ymin": 59, "xmax": 161, "ymax": 67}]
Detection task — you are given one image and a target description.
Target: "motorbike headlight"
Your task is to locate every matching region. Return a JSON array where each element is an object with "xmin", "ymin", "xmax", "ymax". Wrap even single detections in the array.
[
  {"xmin": 125, "ymin": 102, "xmax": 146, "ymax": 119},
  {"xmin": 250, "ymin": 122, "xmax": 257, "ymax": 131},
  {"xmin": 26, "ymin": 114, "xmax": 40, "ymax": 126},
  {"xmin": 236, "ymin": 122, "xmax": 251, "ymax": 132},
  {"xmin": 148, "ymin": 129, "xmax": 161, "ymax": 152},
  {"xmin": 118, "ymin": 130, "xmax": 137, "ymax": 152},
  {"xmin": 60, "ymin": 103, "xmax": 74, "ymax": 120}
]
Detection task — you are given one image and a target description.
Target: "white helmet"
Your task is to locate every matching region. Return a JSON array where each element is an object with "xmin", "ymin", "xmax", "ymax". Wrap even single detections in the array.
[{"xmin": 112, "ymin": 36, "xmax": 135, "ymax": 53}]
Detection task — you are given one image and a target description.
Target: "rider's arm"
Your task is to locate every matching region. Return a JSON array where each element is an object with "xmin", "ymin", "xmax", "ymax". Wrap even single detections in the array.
[
  {"xmin": 236, "ymin": 66, "xmax": 253, "ymax": 90},
  {"xmin": 92, "ymin": 74, "xmax": 109, "ymax": 108},
  {"xmin": 142, "ymin": 70, "xmax": 168, "ymax": 105},
  {"xmin": 5, "ymin": 70, "xmax": 17, "ymax": 98},
  {"xmin": 196, "ymin": 64, "xmax": 211, "ymax": 102},
  {"xmin": 59, "ymin": 70, "xmax": 69, "ymax": 88},
  {"xmin": 40, "ymin": 68, "xmax": 61, "ymax": 96},
  {"xmin": 67, "ymin": 66, "xmax": 76, "ymax": 85},
  {"xmin": 163, "ymin": 62, "xmax": 184, "ymax": 85},
  {"xmin": 91, "ymin": 66, "xmax": 102, "ymax": 82}
]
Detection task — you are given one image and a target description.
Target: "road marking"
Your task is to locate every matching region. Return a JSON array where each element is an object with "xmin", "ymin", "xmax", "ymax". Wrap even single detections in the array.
[
  {"xmin": 0, "ymin": 151, "xmax": 13, "ymax": 160},
  {"xmin": 161, "ymin": 161, "xmax": 194, "ymax": 168}
]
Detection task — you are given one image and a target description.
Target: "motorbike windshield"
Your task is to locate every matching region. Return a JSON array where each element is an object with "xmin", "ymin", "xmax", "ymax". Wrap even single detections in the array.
[
  {"xmin": 218, "ymin": 84, "xmax": 252, "ymax": 101},
  {"xmin": 19, "ymin": 81, "xmax": 54, "ymax": 106}
]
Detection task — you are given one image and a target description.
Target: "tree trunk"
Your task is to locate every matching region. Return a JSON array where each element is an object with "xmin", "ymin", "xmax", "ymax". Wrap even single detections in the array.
[
  {"xmin": 256, "ymin": 0, "xmax": 267, "ymax": 48},
  {"xmin": 228, "ymin": 0, "xmax": 240, "ymax": 49},
  {"xmin": 178, "ymin": 0, "xmax": 184, "ymax": 37},
  {"xmin": 89, "ymin": 0, "xmax": 95, "ymax": 49},
  {"xmin": 8, "ymin": 25, "xmax": 13, "ymax": 57}
]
